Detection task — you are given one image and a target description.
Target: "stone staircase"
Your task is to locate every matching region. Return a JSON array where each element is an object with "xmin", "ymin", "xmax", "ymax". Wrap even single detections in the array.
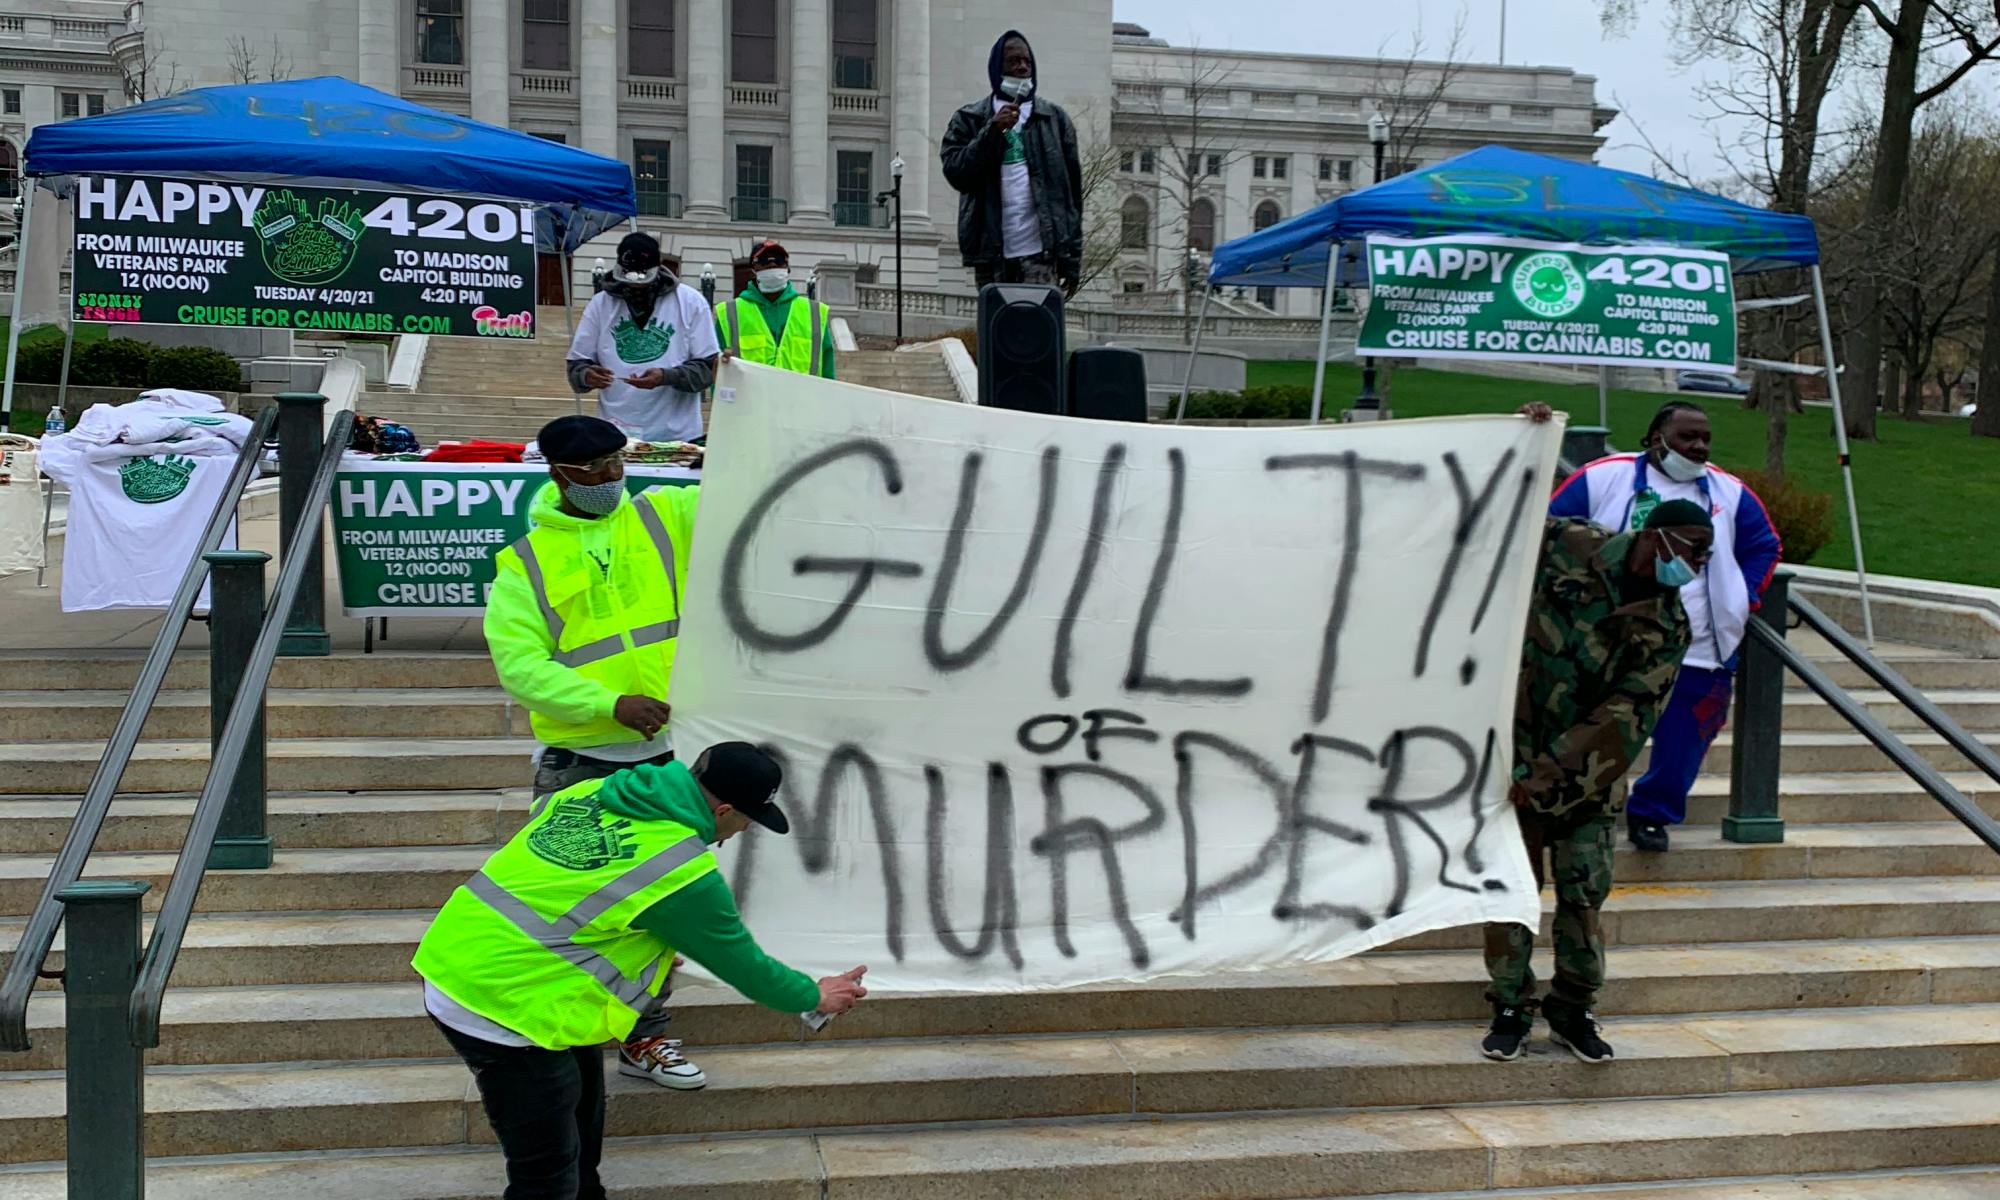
[
  {"xmin": 841, "ymin": 344, "xmax": 964, "ymax": 403},
  {"xmin": 4, "ymin": 647, "xmax": 2000, "ymax": 1197}
]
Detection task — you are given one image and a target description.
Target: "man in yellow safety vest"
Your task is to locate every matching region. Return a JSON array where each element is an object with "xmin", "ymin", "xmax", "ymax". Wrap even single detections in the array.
[
  {"xmin": 414, "ymin": 742, "xmax": 870, "ymax": 1200},
  {"xmin": 485, "ymin": 413, "xmax": 705, "ymax": 1088},
  {"xmin": 715, "ymin": 239, "xmax": 837, "ymax": 378}
]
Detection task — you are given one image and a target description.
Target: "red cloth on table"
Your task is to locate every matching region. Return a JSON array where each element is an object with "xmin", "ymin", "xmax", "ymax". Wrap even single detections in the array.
[{"xmin": 423, "ymin": 441, "xmax": 525, "ymax": 464}]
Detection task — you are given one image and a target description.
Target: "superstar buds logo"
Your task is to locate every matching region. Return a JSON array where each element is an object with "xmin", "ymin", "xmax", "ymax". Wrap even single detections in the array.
[{"xmin": 472, "ymin": 305, "xmax": 535, "ymax": 338}]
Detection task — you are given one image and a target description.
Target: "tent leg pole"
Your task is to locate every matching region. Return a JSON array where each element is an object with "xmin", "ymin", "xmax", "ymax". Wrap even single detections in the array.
[
  {"xmin": 1597, "ymin": 365, "xmax": 1608, "ymax": 428},
  {"xmin": 36, "ymin": 473, "xmax": 52, "ymax": 587},
  {"xmin": 1811, "ymin": 265, "xmax": 1873, "ymax": 646},
  {"xmin": 1173, "ymin": 289, "xmax": 1214, "ymax": 424},
  {"xmin": 2, "ymin": 189, "xmax": 36, "ymax": 432},
  {"xmin": 1309, "ymin": 242, "xmax": 1341, "ymax": 424},
  {"xmin": 55, "ymin": 315, "xmax": 76, "ymax": 415},
  {"xmin": 561, "ymin": 251, "xmax": 581, "ymax": 418}
]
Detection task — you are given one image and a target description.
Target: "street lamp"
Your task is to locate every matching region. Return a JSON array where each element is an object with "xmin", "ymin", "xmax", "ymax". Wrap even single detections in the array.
[
  {"xmin": 699, "ymin": 262, "xmax": 716, "ymax": 309},
  {"xmin": 1350, "ymin": 111, "xmax": 1392, "ymax": 421},
  {"xmin": 877, "ymin": 153, "xmax": 905, "ymax": 342}
]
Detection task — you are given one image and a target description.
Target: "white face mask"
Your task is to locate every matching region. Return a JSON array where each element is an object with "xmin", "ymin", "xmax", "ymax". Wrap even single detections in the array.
[
  {"xmin": 755, "ymin": 268, "xmax": 789, "ymax": 294},
  {"xmin": 1658, "ymin": 448, "xmax": 1708, "ymax": 483},
  {"xmin": 999, "ymin": 75, "xmax": 1034, "ymax": 102}
]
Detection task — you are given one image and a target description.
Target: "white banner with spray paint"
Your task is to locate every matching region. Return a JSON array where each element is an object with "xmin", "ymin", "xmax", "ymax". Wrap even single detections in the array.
[{"xmin": 670, "ymin": 362, "xmax": 1557, "ymax": 993}]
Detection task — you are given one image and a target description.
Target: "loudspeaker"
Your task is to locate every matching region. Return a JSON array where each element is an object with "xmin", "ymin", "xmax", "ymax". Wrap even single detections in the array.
[
  {"xmin": 978, "ymin": 283, "xmax": 1065, "ymax": 414},
  {"xmin": 1067, "ymin": 347, "xmax": 1148, "ymax": 423}
]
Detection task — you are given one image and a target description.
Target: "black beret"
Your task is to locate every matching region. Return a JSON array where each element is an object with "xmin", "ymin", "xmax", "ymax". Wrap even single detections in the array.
[{"xmin": 537, "ymin": 415, "xmax": 627, "ymax": 465}]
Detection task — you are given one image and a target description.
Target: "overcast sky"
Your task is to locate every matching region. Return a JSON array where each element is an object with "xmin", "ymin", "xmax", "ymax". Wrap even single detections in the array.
[{"xmin": 1109, "ymin": 0, "xmax": 1980, "ymax": 186}]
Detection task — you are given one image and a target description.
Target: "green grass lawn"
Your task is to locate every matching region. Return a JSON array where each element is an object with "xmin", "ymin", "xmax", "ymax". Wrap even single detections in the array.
[
  {"xmin": 1248, "ymin": 361, "xmax": 1998, "ymax": 589},
  {"xmin": 0, "ymin": 323, "xmax": 111, "ymax": 436}
]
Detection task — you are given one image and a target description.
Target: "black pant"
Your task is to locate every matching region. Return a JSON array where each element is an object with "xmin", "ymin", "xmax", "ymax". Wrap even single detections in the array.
[{"xmin": 434, "ymin": 1018, "xmax": 608, "ymax": 1200}]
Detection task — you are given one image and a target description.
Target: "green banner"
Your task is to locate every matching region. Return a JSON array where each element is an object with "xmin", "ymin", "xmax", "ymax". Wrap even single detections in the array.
[
  {"xmin": 331, "ymin": 464, "xmax": 697, "ymax": 616},
  {"xmin": 72, "ymin": 175, "xmax": 538, "ymax": 338},
  {"xmin": 1357, "ymin": 234, "xmax": 1737, "ymax": 371}
]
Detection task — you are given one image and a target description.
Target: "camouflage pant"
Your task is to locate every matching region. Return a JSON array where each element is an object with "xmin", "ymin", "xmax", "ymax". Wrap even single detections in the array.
[{"xmin": 1483, "ymin": 812, "xmax": 1615, "ymax": 1012}]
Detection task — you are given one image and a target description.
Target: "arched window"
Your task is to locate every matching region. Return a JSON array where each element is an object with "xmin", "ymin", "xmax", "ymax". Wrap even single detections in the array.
[
  {"xmin": 1120, "ymin": 195, "xmax": 1149, "ymax": 250},
  {"xmin": 0, "ymin": 141, "xmax": 16, "ymax": 200},
  {"xmin": 1187, "ymin": 198, "xmax": 1215, "ymax": 251}
]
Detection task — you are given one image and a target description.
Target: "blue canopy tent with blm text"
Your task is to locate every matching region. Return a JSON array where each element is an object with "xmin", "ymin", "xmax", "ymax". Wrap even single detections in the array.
[
  {"xmin": 1197, "ymin": 143, "xmax": 1871, "ymax": 638},
  {"xmin": 3, "ymin": 75, "xmax": 639, "ymax": 424}
]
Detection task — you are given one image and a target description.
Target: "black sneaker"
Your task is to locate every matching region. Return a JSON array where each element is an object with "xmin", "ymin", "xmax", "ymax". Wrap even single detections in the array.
[
  {"xmin": 1480, "ymin": 1005, "xmax": 1533, "ymax": 1061},
  {"xmin": 1547, "ymin": 1008, "xmax": 1615, "ymax": 1063},
  {"xmin": 1628, "ymin": 815, "xmax": 1669, "ymax": 852}
]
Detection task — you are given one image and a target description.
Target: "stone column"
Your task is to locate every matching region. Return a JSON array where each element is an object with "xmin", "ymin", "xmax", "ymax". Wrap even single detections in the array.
[
  {"xmin": 787, "ymin": 0, "xmax": 831, "ymax": 224},
  {"xmin": 468, "ymin": 0, "xmax": 510, "ymax": 127},
  {"xmin": 579, "ymin": 0, "xmax": 619, "ymax": 157},
  {"xmin": 357, "ymin": 0, "xmax": 398, "ymax": 91},
  {"xmin": 684, "ymin": 0, "xmax": 729, "ymax": 218},
  {"xmin": 890, "ymin": 0, "xmax": 929, "ymax": 221}
]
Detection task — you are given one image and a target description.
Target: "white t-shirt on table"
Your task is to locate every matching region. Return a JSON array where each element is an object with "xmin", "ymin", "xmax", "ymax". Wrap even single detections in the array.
[
  {"xmin": 993, "ymin": 97, "xmax": 1044, "ymax": 260},
  {"xmin": 568, "ymin": 284, "xmax": 720, "ymax": 442}
]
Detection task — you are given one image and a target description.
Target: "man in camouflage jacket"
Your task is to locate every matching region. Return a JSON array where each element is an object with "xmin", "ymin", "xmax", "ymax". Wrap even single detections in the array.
[{"xmin": 1481, "ymin": 500, "xmax": 1711, "ymax": 1064}]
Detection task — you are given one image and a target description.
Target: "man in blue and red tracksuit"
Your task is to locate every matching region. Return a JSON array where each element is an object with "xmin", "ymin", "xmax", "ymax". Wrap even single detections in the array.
[{"xmin": 1549, "ymin": 400, "xmax": 1783, "ymax": 852}]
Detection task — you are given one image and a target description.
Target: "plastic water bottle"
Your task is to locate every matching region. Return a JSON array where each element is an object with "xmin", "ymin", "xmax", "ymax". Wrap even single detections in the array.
[{"xmin": 41, "ymin": 405, "xmax": 64, "ymax": 437}]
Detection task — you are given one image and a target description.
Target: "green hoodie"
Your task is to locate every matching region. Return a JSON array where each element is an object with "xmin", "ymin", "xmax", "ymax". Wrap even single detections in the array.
[
  {"xmin": 597, "ymin": 760, "xmax": 821, "ymax": 1013},
  {"xmin": 717, "ymin": 284, "xmax": 837, "ymax": 379}
]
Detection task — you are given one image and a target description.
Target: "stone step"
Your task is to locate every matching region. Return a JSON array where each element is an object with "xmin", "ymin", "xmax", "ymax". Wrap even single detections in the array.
[
  {"xmin": 15, "ymin": 936, "xmax": 2000, "ymax": 1069},
  {"xmin": 1806, "ymin": 657, "xmax": 2000, "ymax": 692},
  {"xmin": 1783, "ymin": 689, "xmax": 2000, "ymax": 733},
  {"xmin": 0, "ymin": 689, "xmax": 526, "ymax": 743},
  {"xmin": 1688, "ymin": 730, "xmax": 1991, "ymax": 777},
  {"xmin": 1684, "ymin": 773, "xmax": 2000, "ymax": 825},
  {"xmin": 5, "ymin": 1005, "xmax": 2000, "ymax": 1165},
  {"xmin": 0, "ymin": 736, "xmax": 533, "ymax": 796},
  {"xmin": 0, "ymin": 653, "xmax": 497, "ymax": 692},
  {"xmin": 1, "ymin": 821, "xmax": 1991, "ymax": 920},
  {"xmin": 366, "ymin": 393, "xmax": 600, "ymax": 414},
  {"xmin": 5, "ymin": 1073, "xmax": 2000, "ymax": 1193},
  {"xmin": 0, "ymin": 790, "xmax": 530, "ymax": 856},
  {"xmin": 12, "ymin": 1161, "xmax": 2000, "ymax": 1200}
]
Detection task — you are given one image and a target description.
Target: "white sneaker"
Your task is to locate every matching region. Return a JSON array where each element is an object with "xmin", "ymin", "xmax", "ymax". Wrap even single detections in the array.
[{"xmin": 618, "ymin": 1036, "xmax": 706, "ymax": 1090}]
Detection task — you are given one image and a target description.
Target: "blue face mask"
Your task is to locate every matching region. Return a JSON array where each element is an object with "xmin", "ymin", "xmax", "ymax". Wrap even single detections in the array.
[
  {"xmin": 1654, "ymin": 554, "xmax": 1698, "ymax": 589},
  {"xmin": 557, "ymin": 473, "xmax": 625, "ymax": 516}
]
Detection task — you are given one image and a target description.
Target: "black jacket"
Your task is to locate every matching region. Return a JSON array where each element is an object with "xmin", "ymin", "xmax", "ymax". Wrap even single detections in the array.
[{"xmin": 938, "ymin": 31, "xmax": 1083, "ymax": 280}]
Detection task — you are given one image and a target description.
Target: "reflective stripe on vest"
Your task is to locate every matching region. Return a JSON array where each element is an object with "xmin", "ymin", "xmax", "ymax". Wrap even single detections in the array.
[
  {"xmin": 508, "ymin": 500, "xmax": 682, "ymax": 668},
  {"xmin": 462, "ymin": 832, "xmax": 708, "ymax": 1013},
  {"xmin": 724, "ymin": 296, "xmax": 823, "ymax": 374}
]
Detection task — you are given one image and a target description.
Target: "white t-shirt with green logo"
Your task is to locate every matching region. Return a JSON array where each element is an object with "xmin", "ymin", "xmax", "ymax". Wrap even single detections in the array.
[
  {"xmin": 993, "ymin": 97, "xmax": 1044, "ymax": 260},
  {"xmin": 569, "ymin": 283, "xmax": 721, "ymax": 442}
]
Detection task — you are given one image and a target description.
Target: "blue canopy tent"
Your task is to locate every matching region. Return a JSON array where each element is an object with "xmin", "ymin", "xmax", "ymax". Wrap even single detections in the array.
[
  {"xmin": 5, "ymin": 77, "xmax": 639, "ymax": 423},
  {"xmin": 1197, "ymin": 144, "xmax": 1871, "ymax": 639}
]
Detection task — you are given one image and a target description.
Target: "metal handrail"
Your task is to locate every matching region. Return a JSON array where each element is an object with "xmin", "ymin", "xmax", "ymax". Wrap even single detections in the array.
[
  {"xmin": 130, "ymin": 408, "xmax": 354, "ymax": 1044},
  {"xmin": 1788, "ymin": 592, "xmax": 2000, "ymax": 788},
  {"xmin": 1752, "ymin": 615, "xmax": 2000, "ymax": 856},
  {"xmin": 0, "ymin": 405, "xmax": 278, "ymax": 1052}
]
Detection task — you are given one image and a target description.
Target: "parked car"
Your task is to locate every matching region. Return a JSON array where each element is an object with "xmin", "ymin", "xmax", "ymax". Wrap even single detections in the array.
[{"xmin": 1676, "ymin": 370, "xmax": 1751, "ymax": 396}]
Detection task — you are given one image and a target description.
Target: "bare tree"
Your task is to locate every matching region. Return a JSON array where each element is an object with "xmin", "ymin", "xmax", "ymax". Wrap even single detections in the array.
[
  {"xmin": 1066, "ymin": 101, "xmax": 1129, "ymax": 296},
  {"xmin": 1368, "ymin": 11, "xmax": 1473, "ymax": 177},
  {"xmin": 114, "ymin": 31, "xmax": 185, "ymax": 102},
  {"xmin": 1841, "ymin": 0, "xmax": 2000, "ymax": 439},
  {"xmin": 1124, "ymin": 43, "xmax": 1247, "ymax": 340},
  {"xmin": 225, "ymin": 34, "xmax": 295, "ymax": 85},
  {"xmin": 1601, "ymin": 0, "xmax": 1864, "ymax": 475},
  {"xmin": 1974, "ymin": 259, "xmax": 2000, "ymax": 436}
]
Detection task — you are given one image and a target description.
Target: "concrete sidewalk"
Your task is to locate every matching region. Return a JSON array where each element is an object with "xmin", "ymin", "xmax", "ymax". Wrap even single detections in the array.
[{"xmin": 0, "ymin": 511, "xmax": 487, "ymax": 655}]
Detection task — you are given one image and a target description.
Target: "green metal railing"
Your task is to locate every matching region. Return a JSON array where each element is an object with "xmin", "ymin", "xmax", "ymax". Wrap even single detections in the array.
[
  {"xmin": 0, "ymin": 393, "xmax": 351, "ymax": 1200},
  {"xmin": 1727, "ymin": 571, "xmax": 2000, "ymax": 852}
]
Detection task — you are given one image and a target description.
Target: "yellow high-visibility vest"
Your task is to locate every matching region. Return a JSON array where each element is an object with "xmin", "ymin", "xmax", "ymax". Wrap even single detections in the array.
[
  {"xmin": 413, "ymin": 771, "xmax": 717, "ymax": 1049},
  {"xmin": 720, "ymin": 294, "xmax": 827, "ymax": 375}
]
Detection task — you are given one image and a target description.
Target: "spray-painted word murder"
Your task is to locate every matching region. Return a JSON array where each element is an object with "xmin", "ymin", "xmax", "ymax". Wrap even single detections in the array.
[{"xmin": 669, "ymin": 368, "xmax": 1559, "ymax": 993}]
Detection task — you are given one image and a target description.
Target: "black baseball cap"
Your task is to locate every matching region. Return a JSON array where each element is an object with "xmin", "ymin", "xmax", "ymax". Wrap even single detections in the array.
[
  {"xmin": 617, "ymin": 231, "xmax": 662, "ymax": 273},
  {"xmin": 694, "ymin": 742, "xmax": 790, "ymax": 834}
]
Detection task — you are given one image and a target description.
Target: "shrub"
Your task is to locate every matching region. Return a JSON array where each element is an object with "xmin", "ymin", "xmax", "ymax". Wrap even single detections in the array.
[
  {"xmin": 1736, "ymin": 468, "xmax": 1834, "ymax": 565},
  {"xmin": 12, "ymin": 339, "xmax": 66, "ymax": 384},
  {"xmin": 72, "ymin": 338, "xmax": 156, "ymax": 388},
  {"xmin": 1180, "ymin": 389, "xmax": 1243, "ymax": 419},
  {"xmin": 1177, "ymin": 384, "xmax": 1316, "ymax": 421},
  {"xmin": 941, "ymin": 325, "xmax": 978, "ymax": 359},
  {"xmin": 147, "ymin": 345, "xmax": 244, "ymax": 393}
]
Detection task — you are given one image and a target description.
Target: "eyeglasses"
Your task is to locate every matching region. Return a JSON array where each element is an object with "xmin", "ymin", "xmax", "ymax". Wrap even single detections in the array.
[
  {"xmin": 1657, "ymin": 528, "xmax": 1712, "ymax": 565},
  {"xmin": 560, "ymin": 451, "xmax": 625, "ymax": 473}
]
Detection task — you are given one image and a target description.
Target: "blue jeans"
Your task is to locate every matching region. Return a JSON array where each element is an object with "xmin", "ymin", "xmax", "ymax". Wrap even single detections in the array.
[{"xmin": 1627, "ymin": 664, "xmax": 1735, "ymax": 826}]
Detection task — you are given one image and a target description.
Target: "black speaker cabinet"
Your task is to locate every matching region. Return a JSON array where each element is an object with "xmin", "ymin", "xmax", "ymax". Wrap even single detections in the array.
[
  {"xmin": 1068, "ymin": 346, "xmax": 1148, "ymax": 423},
  {"xmin": 977, "ymin": 283, "xmax": 1065, "ymax": 414}
]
